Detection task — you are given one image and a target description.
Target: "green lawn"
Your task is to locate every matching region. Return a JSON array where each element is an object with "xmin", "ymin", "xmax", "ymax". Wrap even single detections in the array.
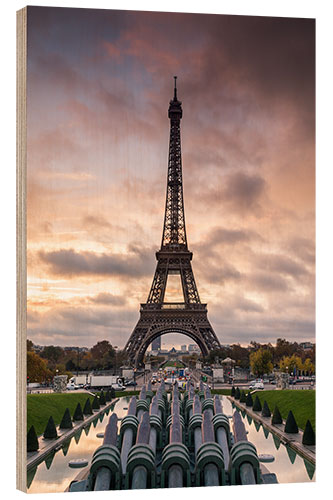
[
  {"xmin": 212, "ymin": 389, "xmax": 232, "ymax": 396},
  {"xmin": 162, "ymin": 360, "xmax": 184, "ymax": 368},
  {"xmin": 247, "ymin": 390, "xmax": 315, "ymax": 431},
  {"xmin": 27, "ymin": 393, "xmax": 96, "ymax": 436}
]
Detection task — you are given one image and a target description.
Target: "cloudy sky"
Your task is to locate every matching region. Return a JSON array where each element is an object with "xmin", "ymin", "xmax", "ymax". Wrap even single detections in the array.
[{"xmin": 26, "ymin": 6, "xmax": 315, "ymax": 350}]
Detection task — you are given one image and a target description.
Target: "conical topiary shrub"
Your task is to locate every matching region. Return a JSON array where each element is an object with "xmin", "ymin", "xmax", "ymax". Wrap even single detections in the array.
[
  {"xmin": 271, "ymin": 405, "xmax": 283, "ymax": 425},
  {"xmin": 302, "ymin": 420, "xmax": 315, "ymax": 445},
  {"xmin": 92, "ymin": 395, "xmax": 100, "ymax": 410},
  {"xmin": 240, "ymin": 390, "xmax": 246, "ymax": 403},
  {"xmin": 27, "ymin": 425, "xmax": 39, "ymax": 452},
  {"xmin": 43, "ymin": 416, "xmax": 58, "ymax": 439},
  {"xmin": 73, "ymin": 402, "xmax": 84, "ymax": 421},
  {"xmin": 235, "ymin": 387, "xmax": 241, "ymax": 400},
  {"xmin": 105, "ymin": 390, "xmax": 111, "ymax": 402},
  {"xmin": 59, "ymin": 407, "xmax": 73, "ymax": 429},
  {"xmin": 99, "ymin": 390, "xmax": 106, "ymax": 405},
  {"xmin": 110, "ymin": 387, "xmax": 116, "ymax": 398},
  {"xmin": 83, "ymin": 397, "xmax": 93, "ymax": 415},
  {"xmin": 253, "ymin": 395, "xmax": 262, "ymax": 411},
  {"xmin": 261, "ymin": 400, "xmax": 271, "ymax": 418},
  {"xmin": 284, "ymin": 410, "xmax": 298, "ymax": 433},
  {"xmin": 246, "ymin": 392, "xmax": 253, "ymax": 407},
  {"xmin": 231, "ymin": 386, "xmax": 236, "ymax": 397}
]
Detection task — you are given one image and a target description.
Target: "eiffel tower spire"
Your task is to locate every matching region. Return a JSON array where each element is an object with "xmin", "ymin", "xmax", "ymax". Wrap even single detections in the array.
[
  {"xmin": 123, "ymin": 79, "xmax": 221, "ymax": 366},
  {"xmin": 161, "ymin": 75, "xmax": 187, "ymax": 250}
]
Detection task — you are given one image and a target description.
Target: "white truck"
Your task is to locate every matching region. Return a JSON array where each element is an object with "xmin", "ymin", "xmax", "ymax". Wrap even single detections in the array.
[
  {"xmin": 69, "ymin": 375, "xmax": 88, "ymax": 386},
  {"xmin": 88, "ymin": 375, "xmax": 125, "ymax": 390}
]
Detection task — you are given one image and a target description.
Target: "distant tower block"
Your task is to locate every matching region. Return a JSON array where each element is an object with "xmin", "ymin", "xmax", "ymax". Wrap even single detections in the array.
[
  {"xmin": 151, "ymin": 337, "xmax": 161, "ymax": 351},
  {"xmin": 124, "ymin": 77, "xmax": 221, "ymax": 366}
]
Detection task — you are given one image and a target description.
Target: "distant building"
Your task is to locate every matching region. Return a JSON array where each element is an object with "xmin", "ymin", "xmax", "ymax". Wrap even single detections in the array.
[
  {"xmin": 188, "ymin": 344, "xmax": 200, "ymax": 352},
  {"xmin": 32, "ymin": 344, "xmax": 43, "ymax": 353},
  {"xmin": 64, "ymin": 346, "xmax": 88, "ymax": 353},
  {"xmin": 151, "ymin": 337, "xmax": 161, "ymax": 351},
  {"xmin": 181, "ymin": 345, "xmax": 187, "ymax": 352},
  {"xmin": 299, "ymin": 342, "xmax": 314, "ymax": 351}
]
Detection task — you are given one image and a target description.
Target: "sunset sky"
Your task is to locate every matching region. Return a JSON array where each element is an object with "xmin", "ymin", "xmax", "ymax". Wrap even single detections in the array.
[{"xmin": 26, "ymin": 6, "xmax": 315, "ymax": 350}]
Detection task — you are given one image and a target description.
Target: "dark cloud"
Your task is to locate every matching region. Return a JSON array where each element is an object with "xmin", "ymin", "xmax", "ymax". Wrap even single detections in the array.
[
  {"xmin": 249, "ymin": 272, "xmax": 290, "ymax": 292},
  {"xmin": 211, "ymin": 312, "xmax": 315, "ymax": 345},
  {"xmin": 252, "ymin": 253, "xmax": 308, "ymax": 280},
  {"xmin": 38, "ymin": 246, "xmax": 154, "ymax": 278},
  {"xmin": 257, "ymin": 253, "xmax": 308, "ymax": 278},
  {"xmin": 288, "ymin": 237, "xmax": 315, "ymax": 265},
  {"xmin": 223, "ymin": 172, "xmax": 266, "ymax": 212},
  {"xmin": 199, "ymin": 262, "xmax": 242, "ymax": 285},
  {"xmin": 196, "ymin": 171, "xmax": 267, "ymax": 216},
  {"xmin": 87, "ymin": 292, "xmax": 127, "ymax": 306},
  {"xmin": 234, "ymin": 297, "xmax": 265, "ymax": 314},
  {"xmin": 27, "ymin": 305, "xmax": 139, "ymax": 348},
  {"xmin": 205, "ymin": 227, "xmax": 262, "ymax": 246},
  {"xmin": 82, "ymin": 215, "xmax": 112, "ymax": 230}
]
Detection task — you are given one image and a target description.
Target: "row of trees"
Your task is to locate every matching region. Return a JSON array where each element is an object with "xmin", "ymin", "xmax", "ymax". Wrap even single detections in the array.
[
  {"xmin": 27, "ymin": 340, "xmax": 125, "ymax": 383},
  {"xmin": 205, "ymin": 338, "xmax": 315, "ymax": 373},
  {"xmin": 249, "ymin": 348, "xmax": 315, "ymax": 377}
]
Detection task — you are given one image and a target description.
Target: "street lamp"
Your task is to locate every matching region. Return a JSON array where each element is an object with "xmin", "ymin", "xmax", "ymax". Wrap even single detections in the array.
[{"xmin": 114, "ymin": 346, "xmax": 118, "ymax": 376}]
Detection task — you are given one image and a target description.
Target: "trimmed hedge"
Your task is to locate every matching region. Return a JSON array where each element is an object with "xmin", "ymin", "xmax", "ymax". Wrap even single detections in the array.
[
  {"xmin": 253, "ymin": 395, "xmax": 262, "ymax": 412},
  {"xmin": 83, "ymin": 397, "xmax": 93, "ymax": 416},
  {"xmin": 27, "ymin": 425, "xmax": 39, "ymax": 452},
  {"xmin": 285, "ymin": 410, "xmax": 298, "ymax": 433},
  {"xmin": 73, "ymin": 402, "xmax": 84, "ymax": 421},
  {"xmin": 246, "ymin": 392, "xmax": 253, "ymax": 407},
  {"xmin": 271, "ymin": 405, "xmax": 283, "ymax": 425},
  {"xmin": 59, "ymin": 408, "xmax": 73, "ymax": 429},
  {"xmin": 99, "ymin": 390, "xmax": 106, "ymax": 405},
  {"xmin": 261, "ymin": 400, "xmax": 271, "ymax": 418},
  {"xmin": 302, "ymin": 419, "xmax": 315, "ymax": 445},
  {"xmin": 43, "ymin": 416, "xmax": 58, "ymax": 439},
  {"xmin": 92, "ymin": 395, "xmax": 100, "ymax": 410}
]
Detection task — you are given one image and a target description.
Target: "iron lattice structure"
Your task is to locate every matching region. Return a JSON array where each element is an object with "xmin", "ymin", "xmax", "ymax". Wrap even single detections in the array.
[{"xmin": 124, "ymin": 78, "xmax": 221, "ymax": 366}]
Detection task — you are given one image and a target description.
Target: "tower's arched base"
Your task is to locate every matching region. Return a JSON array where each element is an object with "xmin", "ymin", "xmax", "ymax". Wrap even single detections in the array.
[{"xmin": 123, "ymin": 304, "xmax": 220, "ymax": 367}]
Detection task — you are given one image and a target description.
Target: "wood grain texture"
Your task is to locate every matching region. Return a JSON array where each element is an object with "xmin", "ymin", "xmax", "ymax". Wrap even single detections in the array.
[{"xmin": 16, "ymin": 6, "xmax": 27, "ymax": 493}]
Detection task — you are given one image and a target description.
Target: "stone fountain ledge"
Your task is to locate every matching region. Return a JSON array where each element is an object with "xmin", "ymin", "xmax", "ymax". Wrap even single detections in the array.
[
  {"xmin": 27, "ymin": 398, "xmax": 119, "ymax": 471},
  {"xmin": 227, "ymin": 396, "xmax": 315, "ymax": 465}
]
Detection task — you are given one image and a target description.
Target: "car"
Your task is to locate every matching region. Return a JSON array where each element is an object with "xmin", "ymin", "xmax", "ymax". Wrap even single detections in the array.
[
  {"xmin": 125, "ymin": 381, "xmax": 137, "ymax": 387},
  {"xmin": 270, "ymin": 380, "xmax": 276, "ymax": 385},
  {"xmin": 66, "ymin": 383, "xmax": 79, "ymax": 390},
  {"xmin": 263, "ymin": 379, "xmax": 269, "ymax": 384},
  {"xmin": 250, "ymin": 381, "xmax": 264, "ymax": 390}
]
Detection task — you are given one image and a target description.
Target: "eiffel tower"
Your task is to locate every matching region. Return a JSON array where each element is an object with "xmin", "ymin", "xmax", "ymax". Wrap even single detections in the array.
[{"xmin": 124, "ymin": 77, "xmax": 221, "ymax": 366}]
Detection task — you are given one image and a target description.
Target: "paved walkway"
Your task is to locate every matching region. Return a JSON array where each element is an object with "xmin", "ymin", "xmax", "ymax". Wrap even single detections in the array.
[
  {"xmin": 27, "ymin": 398, "xmax": 119, "ymax": 471},
  {"xmin": 227, "ymin": 396, "xmax": 315, "ymax": 465}
]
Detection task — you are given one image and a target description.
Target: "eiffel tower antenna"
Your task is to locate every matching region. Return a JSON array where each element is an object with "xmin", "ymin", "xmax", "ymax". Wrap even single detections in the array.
[{"xmin": 124, "ymin": 78, "xmax": 221, "ymax": 366}]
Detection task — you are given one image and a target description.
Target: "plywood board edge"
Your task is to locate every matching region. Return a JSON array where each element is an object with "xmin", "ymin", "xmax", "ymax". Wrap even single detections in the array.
[{"xmin": 16, "ymin": 5, "xmax": 27, "ymax": 493}]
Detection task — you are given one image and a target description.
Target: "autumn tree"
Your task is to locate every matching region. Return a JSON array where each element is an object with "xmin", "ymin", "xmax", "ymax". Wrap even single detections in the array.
[
  {"xmin": 249, "ymin": 348, "xmax": 273, "ymax": 376},
  {"xmin": 274, "ymin": 338, "xmax": 293, "ymax": 362},
  {"xmin": 230, "ymin": 344, "xmax": 250, "ymax": 369},
  {"xmin": 40, "ymin": 345, "xmax": 64, "ymax": 367},
  {"xmin": 279, "ymin": 354, "xmax": 303, "ymax": 374},
  {"xmin": 27, "ymin": 352, "xmax": 52, "ymax": 383},
  {"xmin": 303, "ymin": 358, "xmax": 315, "ymax": 375},
  {"xmin": 27, "ymin": 339, "xmax": 34, "ymax": 352},
  {"xmin": 91, "ymin": 340, "xmax": 116, "ymax": 369}
]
